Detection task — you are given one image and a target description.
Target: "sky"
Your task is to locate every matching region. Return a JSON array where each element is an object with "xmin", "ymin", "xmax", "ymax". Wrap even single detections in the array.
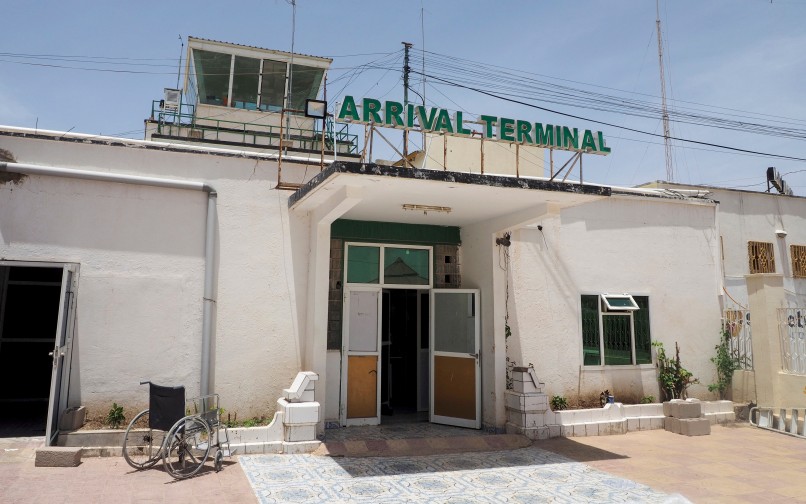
[{"xmin": 2, "ymin": 0, "xmax": 806, "ymax": 192}]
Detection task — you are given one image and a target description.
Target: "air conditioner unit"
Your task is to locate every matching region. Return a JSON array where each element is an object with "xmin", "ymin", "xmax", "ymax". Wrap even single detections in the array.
[{"xmin": 163, "ymin": 88, "xmax": 181, "ymax": 111}]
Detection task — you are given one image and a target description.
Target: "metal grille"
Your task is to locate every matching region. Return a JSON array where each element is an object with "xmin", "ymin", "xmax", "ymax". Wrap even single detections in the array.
[
  {"xmin": 633, "ymin": 296, "xmax": 652, "ymax": 364},
  {"xmin": 603, "ymin": 314, "xmax": 632, "ymax": 365},
  {"xmin": 723, "ymin": 309, "xmax": 753, "ymax": 370},
  {"xmin": 792, "ymin": 245, "xmax": 806, "ymax": 278},
  {"xmin": 748, "ymin": 241, "xmax": 776, "ymax": 273},
  {"xmin": 581, "ymin": 295, "xmax": 600, "ymax": 365},
  {"xmin": 778, "ymin": 308, "xmax": 806, "ymax": 375}
]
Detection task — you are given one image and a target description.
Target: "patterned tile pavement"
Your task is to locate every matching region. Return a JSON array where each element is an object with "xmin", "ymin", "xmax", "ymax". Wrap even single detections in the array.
[{"xmin": 240, "ymin": 446, "xmax": 691, "ymax": 503}]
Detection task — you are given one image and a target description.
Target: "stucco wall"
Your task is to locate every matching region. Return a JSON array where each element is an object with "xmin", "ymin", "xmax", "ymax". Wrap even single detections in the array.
[
  {"xmin": 506, "ymin": 196, "xmax": 722, "ymax": 402},
  {"xmin": 0, "ymin": 133, "xmax": 313, "ymax": 418}
]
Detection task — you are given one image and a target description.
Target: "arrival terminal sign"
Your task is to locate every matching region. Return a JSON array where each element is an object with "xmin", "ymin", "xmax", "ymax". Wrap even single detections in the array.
[{"xmin": 337, "ymin": 95, "xmax": 611, "ymax": 155}]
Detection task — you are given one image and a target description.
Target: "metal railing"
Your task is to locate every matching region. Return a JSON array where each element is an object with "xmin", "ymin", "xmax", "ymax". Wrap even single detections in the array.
[
  {"xmin": 750, "ymin": 406, "xmax": 806, "ymax": 439},
  {"xmin": 149, "ymin": 101, "xmax": 358, "ymax": 154},
  {"xmin": 722, "ymin": 309, "xmax": 753, "ymax": 370},
  {"xmin": 778, "ymin": 308, "xmax": 806, "ymax": 374}
]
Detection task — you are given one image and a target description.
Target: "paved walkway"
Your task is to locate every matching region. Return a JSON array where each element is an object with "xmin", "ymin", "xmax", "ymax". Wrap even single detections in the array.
[{"xmin": 2, "ymin": 422, "xmax": 805, "ymax": 503}]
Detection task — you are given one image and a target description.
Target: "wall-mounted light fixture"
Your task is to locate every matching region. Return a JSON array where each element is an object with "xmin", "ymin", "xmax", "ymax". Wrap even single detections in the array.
[
  {"xmin": 402, "ymin": 204, "xmax": 451, "ymax": 215},
  {"xmin": 776, "ymin": 229, "xmax": 788, "ymax": 238}
]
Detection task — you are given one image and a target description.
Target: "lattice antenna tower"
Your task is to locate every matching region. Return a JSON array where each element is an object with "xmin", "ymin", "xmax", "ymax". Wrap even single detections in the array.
[{"xmin": 656, "ymin": 0, "xmax": 675, "ymax": 182}]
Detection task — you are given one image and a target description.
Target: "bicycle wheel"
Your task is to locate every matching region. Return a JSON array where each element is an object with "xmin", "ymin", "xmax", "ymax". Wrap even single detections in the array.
[
  {"xmin": 122, "ymin": 409, "xmax": 166, "ymax": 470},
  {"xmin": 162, "ymin": 416, "xmax": 211, "ymax": 479}
]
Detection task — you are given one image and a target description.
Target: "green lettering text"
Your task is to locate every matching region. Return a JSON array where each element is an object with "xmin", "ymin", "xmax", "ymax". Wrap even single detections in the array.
[{"xmin": 338, "ymin": 96, "xmax": 360, "ymax": 121}]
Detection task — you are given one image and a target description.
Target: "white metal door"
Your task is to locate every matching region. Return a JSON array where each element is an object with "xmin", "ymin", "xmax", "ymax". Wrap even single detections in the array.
[
  {"xmin": 45, "ymin": 266, "xmax": 77, "ymax": 446},
  {"xmin": 340, "ymin": 287, "xmax": 382, "ymax": 426},
  {"xmin": 430, "ymin": 289, "xmax": 481, "ymax": 429}
]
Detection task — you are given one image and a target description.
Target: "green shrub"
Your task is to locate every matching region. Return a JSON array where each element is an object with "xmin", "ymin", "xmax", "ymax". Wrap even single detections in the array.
[
  {"xmin": 653, "ymin": 341, "xmax": 698, "ymax": 401},
  {"xmin": 550, "ymin": 395, "xmax": 568, "ymax": 411},
  {"xmin": 708, "ymin": 329, "xmax": 738, "ymax": 399},
  {"xmin": 106, "ymin": 403, "xmax": 125, "ymax": 429},
  {"xmin": 640, "ymin": 395, "xmax": 656, "ymax": 404}
]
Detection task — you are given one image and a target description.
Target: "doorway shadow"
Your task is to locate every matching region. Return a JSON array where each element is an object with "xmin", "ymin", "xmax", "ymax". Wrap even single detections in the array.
[{"xmin": 0, "ymin": 401, "xmax": 47, "ymax": 438}]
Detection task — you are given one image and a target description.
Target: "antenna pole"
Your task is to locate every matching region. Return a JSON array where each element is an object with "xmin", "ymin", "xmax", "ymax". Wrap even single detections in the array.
[
  {"xmin": 402, "ymin": 42, "xmax": 412, "ymax": 163},
  {"xmin": 176, "ymin": 35, "xmax": 183, "ymax": 90},
  {"xmin": 656, "ymin": 0, "xmax": 674, "ymax": 182},
  {"xmin": 286, "ymin": 0, "xmax": 296, "ymax": 144}
]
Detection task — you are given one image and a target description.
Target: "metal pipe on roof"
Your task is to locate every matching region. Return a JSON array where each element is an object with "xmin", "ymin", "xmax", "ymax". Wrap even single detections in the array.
[{"xmin": 0, "ymin": 161, "xmax": 218, "ymax": 396}]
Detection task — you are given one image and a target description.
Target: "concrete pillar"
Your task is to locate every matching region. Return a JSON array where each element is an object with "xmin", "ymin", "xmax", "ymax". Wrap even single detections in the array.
[{"xmin": 746, "ymin": 274, "xmax": 784, "ymax": 407}]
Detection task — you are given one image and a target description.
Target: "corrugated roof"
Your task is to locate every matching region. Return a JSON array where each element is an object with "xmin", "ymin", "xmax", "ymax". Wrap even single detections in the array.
[{"xmin": 188, "ymin": 36, "xmax": 332, "ymax": 63}]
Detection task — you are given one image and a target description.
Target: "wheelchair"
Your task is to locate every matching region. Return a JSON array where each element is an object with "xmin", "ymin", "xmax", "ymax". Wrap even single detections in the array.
[{"xmin": 122, "ymin": 381, "xmax": 231, "ymax": 479}]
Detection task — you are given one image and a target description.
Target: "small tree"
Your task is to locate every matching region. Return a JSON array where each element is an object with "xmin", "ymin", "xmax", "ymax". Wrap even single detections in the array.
[
  {"xmin": 653, "ymin": 341, "xmax": 698, "ymax": 401},
  {"xmin": 708, "ymin": 329, "xmax": 738, "ymax": 399}
]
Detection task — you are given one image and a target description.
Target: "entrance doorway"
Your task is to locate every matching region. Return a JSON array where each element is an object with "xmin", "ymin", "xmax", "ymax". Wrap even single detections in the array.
[
  {"xmin": 380, "ymin": 289, "xmax": 429, "ymax": 423},
  {"xmin": 341, "ymin": 286, "xmax": 481, "ymax": 429},
  {"xmin": 0, "ymin": 264, "xmax": 76, "ymax": 442}
]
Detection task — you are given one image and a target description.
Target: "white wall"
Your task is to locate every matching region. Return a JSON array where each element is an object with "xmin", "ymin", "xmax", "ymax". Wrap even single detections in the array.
[
  {"xmin": 506, "ymin": 196, "xmax": 722, "ymax": 402},
  {"xmin": 0, "ymin": 133, "xmax": 314, "ymax": 418},
  {"xmin": 711, "ymin": 188, "xmax": 806, "ymax": 306}
]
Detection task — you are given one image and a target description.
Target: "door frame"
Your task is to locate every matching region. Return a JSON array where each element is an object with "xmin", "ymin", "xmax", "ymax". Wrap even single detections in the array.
[
  {"xmin": 340, "ymin": 285, "xmax": 383, "ymax": 426},
  {"xmin": 0, "ymin": 260, "xmax": 78, "ymax": 445},
  {"xmin": 429, "ymin": 288, "xmax": 481, "ymax": 429},
  {"xmin": 340, "ymin": 242, "xmax": 434, "ymax": 426}
]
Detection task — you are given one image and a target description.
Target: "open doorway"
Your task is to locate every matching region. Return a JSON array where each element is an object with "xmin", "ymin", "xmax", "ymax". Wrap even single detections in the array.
[
  {"xmin": 380, "ymin": 289, "xmax": 429, "ymax": 424},
  {"xmin": 0, "ymin": 265, "xmax": 65, "ymax": 438}
]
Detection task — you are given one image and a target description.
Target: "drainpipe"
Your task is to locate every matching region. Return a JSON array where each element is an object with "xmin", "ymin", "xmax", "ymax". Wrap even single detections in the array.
[{"xmin": 0, "ymin": 161, "xmax": 218, "ymax": 396}]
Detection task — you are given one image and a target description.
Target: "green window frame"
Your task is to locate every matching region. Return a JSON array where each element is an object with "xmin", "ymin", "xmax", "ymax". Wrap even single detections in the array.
[
  {"xmin": 581, "ymin": 294, "xmax": 652, "ymax": 366},
  {"xmin": 345, "ymin": 243, "xmax": 432, "ymax": 287}
]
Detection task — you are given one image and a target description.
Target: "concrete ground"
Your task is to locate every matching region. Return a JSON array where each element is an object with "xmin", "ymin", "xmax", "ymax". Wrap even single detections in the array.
[{"xmin": 1, "ymin": 422, "xmax": 804, "ymax": 503}]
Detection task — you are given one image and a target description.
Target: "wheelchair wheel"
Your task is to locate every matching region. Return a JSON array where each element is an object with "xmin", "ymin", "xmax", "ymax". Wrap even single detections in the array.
[
  {"xmin": 162, "ymin": 416, "xmax": 211, "ymax": 479},
  {"xmin": 214, "ymin": 449, "xmax": 224, "ymax": 472},
  {"xmin": 122, "ymin": 409, "xmax": 166, "ymax": 470}
]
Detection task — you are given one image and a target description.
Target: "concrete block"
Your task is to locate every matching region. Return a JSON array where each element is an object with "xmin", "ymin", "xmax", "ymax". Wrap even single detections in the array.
[
  {"xmin": 572, "ymin": 424, "xmax": 586, "ymax": 437},
  {"xmin": 242, "ymin": 443, "xmax": 266, "ymax": 454},
  {"xmin": 627, "ymin": 418, "xmax": 639, "ymax": 432},
  {"xmin": 649, "ymin": 417, "xmax": 664, "ymax": 430},
  {"xmin": 284, "ymin": 424, "xmax": 316, "ymax": 442},
  {"xmin": 279, "ymin": 399, "xmax": 320, "ymax": 424},
  {"xmin": 35, "ymin": 447, "xmax": 82, "ymax": 467},
  {"xmin": 623, "ymin": 404, "xmax": 640, "ymax": 418},
  {"xmin": 673, "ymin": 401, "xmax": 702, "ymax": 419},
  {"xmin": 549, "ymin": 425, "xmax": 561, "ymax": 438},
  {"xmin": 561, "ymin": 426, "xmax": 574, "ymax": 437},
  {"xmin": 662, "ymin": 399, "xmax": 683, "ymax": 417},
  {"xmin": 59, "ymin": 406, "xmax": 86, "ymax": 431},
  {"xmin": 544, "ymin": 412, "xmax": 555, "ymax": 424},
  {"xmin": 283, "ymin": 371, "xmax": 318, "ymax": 402},
  {"xmin": 512, "ymin": 379, "xmax": 538, "ymax": 394},
  {"xmin": 664, "ymin": 417, "xmax": 681, "ymax": 434},
  {"xmin": 505, "ymin": 391, "xmax": 522, "ymax": 410},
  {"xmin": 522, "ymin": 394, "xmax": 549, "ymax": 411},
  {"xmin": 638, "ymin": 417, "xmax": 653, "ymax": 431},
  {"xmin": 680, "ymin": 418, "xmax": 710, "ymax": 436}
]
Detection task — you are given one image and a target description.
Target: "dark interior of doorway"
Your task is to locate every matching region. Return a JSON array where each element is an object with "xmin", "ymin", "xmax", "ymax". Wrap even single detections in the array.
[
  {"xmin": 0, "ymin": 266, "xmax": 63, "ymax": 437},
  {"xmin": 381, "ymin": 290, "xmax": 429, "ymax": 423}
]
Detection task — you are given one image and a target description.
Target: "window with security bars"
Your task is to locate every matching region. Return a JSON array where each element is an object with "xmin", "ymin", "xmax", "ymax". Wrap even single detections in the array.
[
  {"xmin": 792, "ymin": 245, "xmax": 806, "ymax": 278},
  {"xmin": 748, "ymin": 241, "xmax": 775, "ymax": 274},
  {"xmin": 581, "ymin": 294, "xmax": 652, "ymax": 366}
]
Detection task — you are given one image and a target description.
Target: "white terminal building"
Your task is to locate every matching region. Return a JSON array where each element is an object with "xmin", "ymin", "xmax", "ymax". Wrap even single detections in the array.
[{"xmin": 1, "ymin": 37, "xmax": 804, "ymax": 446}]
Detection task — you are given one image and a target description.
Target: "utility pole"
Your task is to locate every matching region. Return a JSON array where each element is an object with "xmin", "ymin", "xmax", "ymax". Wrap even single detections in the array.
[
  {"xmin": 402, "ymin": 42, "xmax": 412, "ymax": 163},
  {"xmin": 656, "ymin": 0, "xmax": 674, "ymax": 182}
]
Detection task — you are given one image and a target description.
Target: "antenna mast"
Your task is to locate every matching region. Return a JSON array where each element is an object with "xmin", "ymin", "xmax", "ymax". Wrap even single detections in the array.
[
  {"xmin": 402, "ymin": 42, "xmax": 412, "ymax": 162},
  {"xmin": 656, "ymin": 0, "xmax": 674, "ymax": 182}
]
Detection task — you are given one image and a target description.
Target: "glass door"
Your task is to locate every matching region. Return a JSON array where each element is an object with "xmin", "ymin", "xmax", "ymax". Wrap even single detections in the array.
[
  {"xmin": 430, "ymin": 289, "xmax": 481, "ymax": 429},
  {"xmin": 46, "ymin": 266, "xmax": 76, "ymax": 446},
  {"xmin": 340, "ymin": 287, "xmax": 382, "ymax": 426}
]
